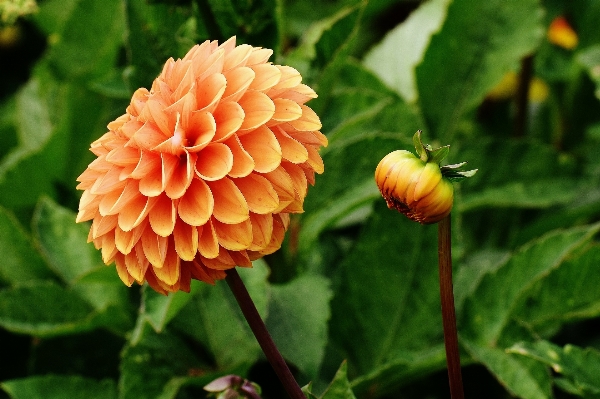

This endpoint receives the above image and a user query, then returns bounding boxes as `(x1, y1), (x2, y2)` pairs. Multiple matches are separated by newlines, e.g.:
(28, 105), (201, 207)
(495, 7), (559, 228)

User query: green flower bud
(374, 131), (476, 224)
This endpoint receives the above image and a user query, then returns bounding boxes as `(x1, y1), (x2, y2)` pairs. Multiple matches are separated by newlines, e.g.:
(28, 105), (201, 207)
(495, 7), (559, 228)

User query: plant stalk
(514, 54), (534, 138)
(437, 215), (465, 399)
(225, 268), (305, 399)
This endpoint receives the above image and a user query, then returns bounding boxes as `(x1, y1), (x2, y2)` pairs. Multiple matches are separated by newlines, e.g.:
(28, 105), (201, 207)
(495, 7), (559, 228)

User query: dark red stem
(438, 215), (465, 399)
(225, 268), (305, 399)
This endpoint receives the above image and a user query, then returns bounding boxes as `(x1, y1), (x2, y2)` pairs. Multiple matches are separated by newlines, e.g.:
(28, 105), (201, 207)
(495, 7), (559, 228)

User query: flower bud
(374, 131), (476, 224)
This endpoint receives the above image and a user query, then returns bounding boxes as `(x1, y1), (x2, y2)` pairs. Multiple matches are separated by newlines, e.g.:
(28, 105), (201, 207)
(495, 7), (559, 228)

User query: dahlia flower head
(76, 37), (327, 294)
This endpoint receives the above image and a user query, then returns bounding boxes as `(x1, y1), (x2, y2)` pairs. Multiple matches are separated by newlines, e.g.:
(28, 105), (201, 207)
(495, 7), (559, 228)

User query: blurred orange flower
(76, 37), (327, 294)
(547, 16), (578, 50)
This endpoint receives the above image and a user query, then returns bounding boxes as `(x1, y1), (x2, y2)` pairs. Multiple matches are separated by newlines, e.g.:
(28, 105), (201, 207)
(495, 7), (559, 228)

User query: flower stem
(225, 268), (305, 399)
(437, 215), (465, 399)
(514, 54), (534, 138)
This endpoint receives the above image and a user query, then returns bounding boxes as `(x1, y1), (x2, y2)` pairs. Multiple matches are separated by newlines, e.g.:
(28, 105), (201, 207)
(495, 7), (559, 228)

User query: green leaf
(139, 286), (193, 334)
(32, 197), (102, 284)
(0, 205), (54, 285)
(577, 45), (600, 100)
(462, 339), (552, 399)
(415, 0), (544, 140)
(317, 361), (357, 399)
(1, 375), (117, 399)
(41, 0), (124, 81)
(329, 202), (442, 378)
(509, 340), (600, 395)
(0, 281), (97, 336)
(265, 274), (332, 377)
(363, 0), (451, 103)
(460, 223), (600, 346)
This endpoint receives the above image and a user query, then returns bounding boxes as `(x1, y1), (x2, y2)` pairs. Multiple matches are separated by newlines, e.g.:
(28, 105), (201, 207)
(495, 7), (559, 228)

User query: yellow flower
(548, 16), (578, 50)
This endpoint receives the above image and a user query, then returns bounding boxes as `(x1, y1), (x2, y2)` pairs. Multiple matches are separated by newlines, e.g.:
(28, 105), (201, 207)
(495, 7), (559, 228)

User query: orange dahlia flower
(76, 37), (327, 294)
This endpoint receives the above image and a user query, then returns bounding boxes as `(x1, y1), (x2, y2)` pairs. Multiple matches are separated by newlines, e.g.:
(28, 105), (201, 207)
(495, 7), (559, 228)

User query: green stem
(225, 268), (305, 399)
(438, 215), (465, 399)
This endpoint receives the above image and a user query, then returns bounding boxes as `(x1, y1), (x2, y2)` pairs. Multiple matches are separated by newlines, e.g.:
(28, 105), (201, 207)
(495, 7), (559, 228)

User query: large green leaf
(460, 223), (600, 346)
(266, 274), (332, 378)
(303, 361), (357, 399)
(329, 201), (441, 378)
(1, 375), (117, 399)
(0, 205), (54, 285)
(415, 0), (544, 140)
(577, 45), (600, 100)
(363, 0), (450, 103)
(509, 340), (600, 396)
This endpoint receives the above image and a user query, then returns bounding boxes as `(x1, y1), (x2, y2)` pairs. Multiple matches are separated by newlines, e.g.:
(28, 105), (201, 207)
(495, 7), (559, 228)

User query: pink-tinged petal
(193, 48), (225, 83)
(132, 122), (168, 151)
(115, 220), (146, 255)
(281, 161), (307, 200)
(173, 219), (198, 261)
(128, 244), (150, 282)
(249, 64), (281, 92)
(101, 233), (118, 264)
(153, 238), (180, 285)
(248, 212), (273, 251)
(269, 98), (302, 123)
(237, 91), (275, 131)
(197, 219), (219, 259)
(189, 260), (216, 284)
(141, 227), (168, 268)
(261, 166), (296, 212)
(99, 180), (139, 216)
(213, 217), (253, 251)
(277, 84), (317, 105)
(117, 195), (155, 231)
(149, 193), (176, 237)
(114, 253), (135, 286)
(272, 126), (308, 164)
(222, 67), (255, 103)
(184, 111), (216, 152)
(224, 135), (254, 178)
(178, 178), (213, 226)
(223, 44), (252, 71)
(238, 126), (281, 173)
(288, 105), (322, 131)
(201, 246), (236, 270)
(139, 97), (170, 135)
(90, 166), (126, 195)
(91, 214), (118, 239)
(130, 151), (161, 180)
(229, 250), (252, 267)
(165, 151), (196, 199)
(246, 48), (273, 66)
(207, 177), (249, 224)
(105, 146), (141, 166)
(196, 73), (227, 113)
(195, 143), (233, 181)
(212, 101), (244, 142)
(234, 174), (279, 214)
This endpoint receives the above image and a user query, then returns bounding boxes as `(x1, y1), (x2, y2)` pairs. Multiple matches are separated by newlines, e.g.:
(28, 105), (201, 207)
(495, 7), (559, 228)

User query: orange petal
(234, 174), (279, 214)
(213, 217), (253, 251)
(268, 66), (302, 97)
(288, 105), (322, 131)
(207, 177), (249, 224)
(152, 238), (180, 285)
(124, 248), (149, 283)
(184, 111), (216, 152)
(195, 143), (233, 181)
(222, 66), (255, 103)
(225, 135), (254, 178)
(212, 101), (244, 142)
(98, 180), (140, 216)
(193, 48), (225, 83)
(305, 144), (325, 174)
(269, 98), (302, 123)
(238, 91), (275, 131)
(258, 213), (288, 256)
(117, 195), (155, 232)
(115, 253), (135, 286)
(278, 84), (318, 105)
(272, 126), (309, 164)
(92, 214), (118, 239)
(223, 44), (252, 71)
(131, 122), (169, 151)
(105, 146), (141, 166)
(90, 166), (126, 195)
(178, 178), (213, 226)
(139, 97), (171, 135)
(262, 166), (296, 212)
(282, 161), (307, 200)
(165, 151), (196, 199)
(130, 151), (161, 180)
(249, 64), (281, 92)
(238, 126), (281, 173)
(79, 189), (100, 212)
(189, 260), (216, 284)
(248, 212), (273, 251)
(145, 268), (169, 295)
(141, 227), (168, 268)
(247, 48), (273, 66)
(201, 246), (237, 270)
(149, 193), (176, 237)
(196, 73), (226, 113)
(101, 232), (118, 264)
(228, 249), (252, 267)
(197, 219), (219, 259)
(178, 261), (192, 292)
(290, 130), (328, 147)
(115, 220), (146, 255)
(173, 219), (198, 261)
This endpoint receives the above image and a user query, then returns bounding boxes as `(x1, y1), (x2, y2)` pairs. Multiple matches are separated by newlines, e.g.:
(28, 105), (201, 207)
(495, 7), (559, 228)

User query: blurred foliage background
(1, 0), (600, 398)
